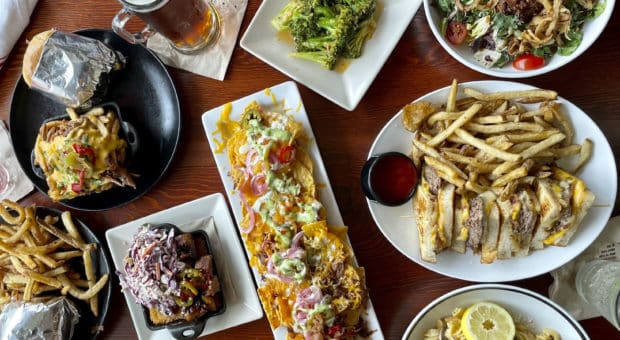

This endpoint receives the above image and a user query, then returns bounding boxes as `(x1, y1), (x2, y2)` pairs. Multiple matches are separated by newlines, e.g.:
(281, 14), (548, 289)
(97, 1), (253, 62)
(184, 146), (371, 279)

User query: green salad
(433, 0), (606, 70)
(272, 0), (378, 70)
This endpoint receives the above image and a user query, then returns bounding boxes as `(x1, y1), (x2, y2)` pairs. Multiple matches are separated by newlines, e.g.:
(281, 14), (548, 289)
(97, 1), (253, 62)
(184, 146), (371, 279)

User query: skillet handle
(167, 318), (207, 340)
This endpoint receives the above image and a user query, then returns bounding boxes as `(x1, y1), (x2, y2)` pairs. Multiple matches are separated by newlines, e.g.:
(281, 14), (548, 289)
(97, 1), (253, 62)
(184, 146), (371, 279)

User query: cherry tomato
(513, 54), (545, 70)
(446, 21), (467, 45)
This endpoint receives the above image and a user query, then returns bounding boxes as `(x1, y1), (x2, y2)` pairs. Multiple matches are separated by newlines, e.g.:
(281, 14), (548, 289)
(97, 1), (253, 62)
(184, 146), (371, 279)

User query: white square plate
(201, 81), (384, 339)
(240, 0), (422, 111)
(105, 193), (263, 340)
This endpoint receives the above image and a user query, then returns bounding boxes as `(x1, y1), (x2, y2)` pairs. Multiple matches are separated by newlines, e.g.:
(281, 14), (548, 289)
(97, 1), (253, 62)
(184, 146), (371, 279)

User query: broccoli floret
(336, 0), (376, 19)
(343, 15), (376, 58)
(272, 0), (305, 31)
(289, 8), (320, 41)
(290, 50), (338, 69)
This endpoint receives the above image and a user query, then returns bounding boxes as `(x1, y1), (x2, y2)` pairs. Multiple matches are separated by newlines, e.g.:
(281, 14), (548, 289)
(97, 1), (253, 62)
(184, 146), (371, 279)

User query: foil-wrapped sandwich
(0, 297), (80, 340)
(33, 106), (136, 201)
(22, 29), (123, 109)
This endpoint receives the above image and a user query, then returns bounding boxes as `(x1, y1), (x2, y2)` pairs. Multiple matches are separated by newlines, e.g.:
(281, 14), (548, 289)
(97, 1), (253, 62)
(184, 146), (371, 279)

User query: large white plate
(423, 0), (616, 78)
(240, 0), (421, 111)
(105, 193), (263, 340)
(402, 284), (589, 339)
(201, 81), (384, 339)
(366, 80), (616, 282)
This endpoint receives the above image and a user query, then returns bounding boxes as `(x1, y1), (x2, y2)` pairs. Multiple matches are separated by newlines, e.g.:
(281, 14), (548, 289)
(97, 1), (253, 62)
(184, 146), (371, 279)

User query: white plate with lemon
(402, 284), (588, 340)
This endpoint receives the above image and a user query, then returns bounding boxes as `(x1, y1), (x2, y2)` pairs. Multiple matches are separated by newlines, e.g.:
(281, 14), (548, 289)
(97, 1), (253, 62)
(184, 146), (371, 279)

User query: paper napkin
(0, 0), (38, 70)
(549, 215), (620, 320)
(146, 0), (248, 80)
(0, 121), (34, 201)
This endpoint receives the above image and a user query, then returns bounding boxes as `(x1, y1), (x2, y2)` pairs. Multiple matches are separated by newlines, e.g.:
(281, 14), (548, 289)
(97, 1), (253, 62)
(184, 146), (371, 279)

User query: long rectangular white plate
(201, 81), (385, 339)
(240, 0), (422, 111)
(105, 193), (263, 340)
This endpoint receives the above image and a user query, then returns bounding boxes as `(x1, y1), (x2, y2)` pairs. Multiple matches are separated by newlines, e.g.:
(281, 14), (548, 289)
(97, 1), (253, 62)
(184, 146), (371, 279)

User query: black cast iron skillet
(29, 102), (140, 182)
(9, 28), (180, 211)
(146, 223), (226, 339)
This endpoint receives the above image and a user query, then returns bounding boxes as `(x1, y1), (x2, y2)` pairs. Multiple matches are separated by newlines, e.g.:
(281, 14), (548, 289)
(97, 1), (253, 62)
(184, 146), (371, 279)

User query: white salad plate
(240, 0), (421, 111)
(366, 80), (616, 282)
(424, 0), (615, 78)
(105, 193), (263, 340)
(402, 284), (589, 339)
(201, 81), (385, 339)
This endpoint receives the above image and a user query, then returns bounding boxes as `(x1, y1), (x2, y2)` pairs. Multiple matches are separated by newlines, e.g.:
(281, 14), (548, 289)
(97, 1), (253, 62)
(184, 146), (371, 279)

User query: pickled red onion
(250, 173), (268, 196)
(245, 149), (258, 175)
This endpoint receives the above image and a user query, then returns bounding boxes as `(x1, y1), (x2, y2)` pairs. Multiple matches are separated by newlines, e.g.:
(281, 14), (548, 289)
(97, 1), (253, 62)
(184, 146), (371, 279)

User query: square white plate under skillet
(240, 0), (422, 111)
(105, 193), (263, 340)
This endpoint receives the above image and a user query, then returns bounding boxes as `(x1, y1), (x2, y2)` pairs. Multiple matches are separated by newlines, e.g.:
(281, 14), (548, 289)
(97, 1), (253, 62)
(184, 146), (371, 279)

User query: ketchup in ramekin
(361, 152), (418, 206)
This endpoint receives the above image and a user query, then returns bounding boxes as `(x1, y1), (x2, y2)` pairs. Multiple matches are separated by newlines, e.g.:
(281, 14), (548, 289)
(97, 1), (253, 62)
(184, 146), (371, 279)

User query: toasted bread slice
(480, 191), (500, 264)
(545, 167), (595, 246)
(451, 194), (470, 254)
(497, 198), (514, 259)
(414, 176), (438, 263)
(532, 178), (562, 250)
(437, 183), (456, 250)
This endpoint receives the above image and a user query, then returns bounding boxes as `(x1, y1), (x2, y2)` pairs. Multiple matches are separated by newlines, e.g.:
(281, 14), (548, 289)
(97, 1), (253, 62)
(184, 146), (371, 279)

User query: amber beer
(113, 0), (220, 53)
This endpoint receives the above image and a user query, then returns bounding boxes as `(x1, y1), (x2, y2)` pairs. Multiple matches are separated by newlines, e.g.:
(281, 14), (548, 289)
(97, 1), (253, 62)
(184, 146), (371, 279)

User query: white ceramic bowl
(423, 0), (615, 78)
(402, 284), (589, 339)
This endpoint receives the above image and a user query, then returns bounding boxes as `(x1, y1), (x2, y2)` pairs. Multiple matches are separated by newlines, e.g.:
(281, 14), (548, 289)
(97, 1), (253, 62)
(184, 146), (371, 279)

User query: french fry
(446, 79), (458, 112)
(465, 122), (544, 134)
(61, 211), (84, 243)
(37, 219), (95, 253)
(0, 200), (25, 225)
(58, 274), (109, 300)
(492, 166), (528, 187)
(464, 87), (558, 101)
(51, 250), (83, 260)
(83, 250), (99, 316)
(412, 136), (441, 159)
(428, 103), (482, 147)
(573, 138), (593, 174)
(519, 133), (565, 159)
(454, 128), (521, 162)
(4, 214), (34, 244)
(424, 156), (467, 180)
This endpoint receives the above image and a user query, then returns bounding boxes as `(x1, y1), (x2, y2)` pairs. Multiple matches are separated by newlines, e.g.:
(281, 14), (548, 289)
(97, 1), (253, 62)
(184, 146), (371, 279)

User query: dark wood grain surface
(1, 0), (619, 339)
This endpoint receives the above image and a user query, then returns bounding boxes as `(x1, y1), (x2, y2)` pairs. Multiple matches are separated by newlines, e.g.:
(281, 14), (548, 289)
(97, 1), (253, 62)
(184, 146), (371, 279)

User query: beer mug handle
(112, 8), (155, 44)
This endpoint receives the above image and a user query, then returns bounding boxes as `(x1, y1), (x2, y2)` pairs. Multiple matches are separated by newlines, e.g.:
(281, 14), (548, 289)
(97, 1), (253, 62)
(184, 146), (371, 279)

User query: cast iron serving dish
(145, 223), (226, 339)
(9, 28), (180, 211)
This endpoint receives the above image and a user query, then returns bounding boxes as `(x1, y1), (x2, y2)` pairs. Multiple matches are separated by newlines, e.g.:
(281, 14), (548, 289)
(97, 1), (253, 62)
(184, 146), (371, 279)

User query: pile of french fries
(0, 200), (108, 316)
(405, 80), (591, 197)
(404, 80), (593, 263)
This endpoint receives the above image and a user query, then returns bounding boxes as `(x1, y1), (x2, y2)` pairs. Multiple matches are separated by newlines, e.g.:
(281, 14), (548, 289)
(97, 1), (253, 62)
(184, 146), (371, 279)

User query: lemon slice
(461, 302), (515, 340)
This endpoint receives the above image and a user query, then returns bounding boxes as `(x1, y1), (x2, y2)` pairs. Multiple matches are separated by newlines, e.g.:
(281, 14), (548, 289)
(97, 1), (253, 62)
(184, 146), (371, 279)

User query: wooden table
(1, 1), (619, 339)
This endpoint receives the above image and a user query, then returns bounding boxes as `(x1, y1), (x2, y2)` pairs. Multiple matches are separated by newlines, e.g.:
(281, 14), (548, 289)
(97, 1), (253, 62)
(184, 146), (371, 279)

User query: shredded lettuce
(492, 13), (521, 40)
(558, 30), (583, 56)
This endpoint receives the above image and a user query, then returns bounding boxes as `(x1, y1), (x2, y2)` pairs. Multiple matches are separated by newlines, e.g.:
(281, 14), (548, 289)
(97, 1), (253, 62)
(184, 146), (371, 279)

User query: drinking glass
(575, 259), (620, 330)
(112, 0), (221, 53)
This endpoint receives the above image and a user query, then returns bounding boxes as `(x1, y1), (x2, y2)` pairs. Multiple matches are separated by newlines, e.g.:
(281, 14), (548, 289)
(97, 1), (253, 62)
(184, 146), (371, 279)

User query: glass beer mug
(112, 0), (221, 53)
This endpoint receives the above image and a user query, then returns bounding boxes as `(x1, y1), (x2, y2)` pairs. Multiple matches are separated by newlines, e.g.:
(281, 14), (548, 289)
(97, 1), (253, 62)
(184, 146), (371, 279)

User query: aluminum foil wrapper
(0, 297), (80, 340)
(31, 31), (123, 108)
